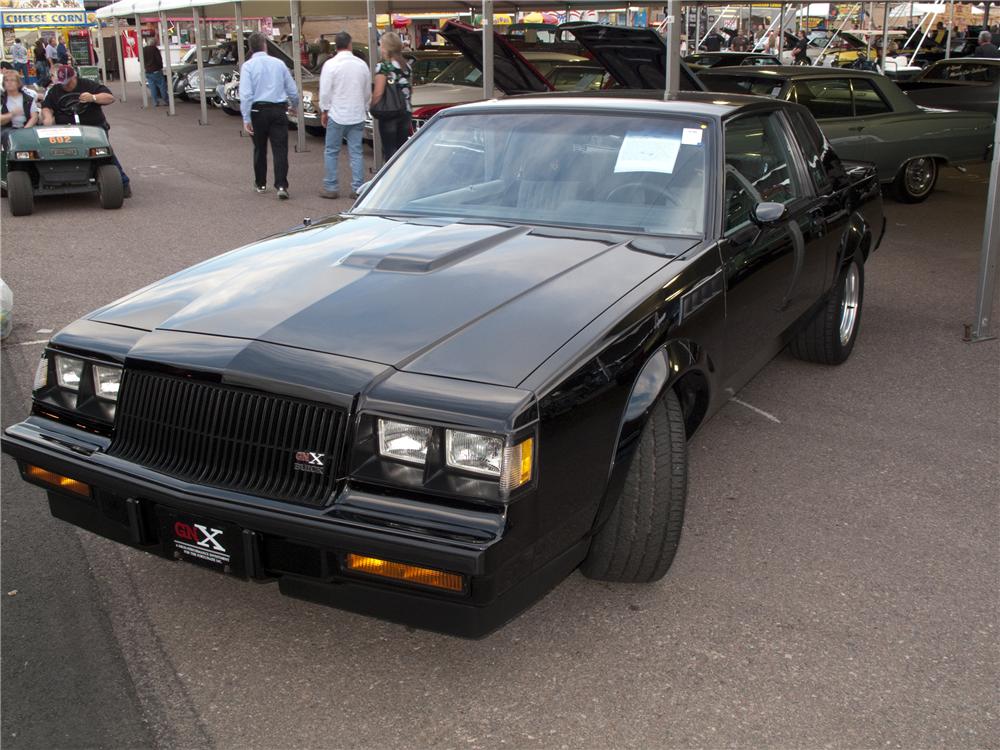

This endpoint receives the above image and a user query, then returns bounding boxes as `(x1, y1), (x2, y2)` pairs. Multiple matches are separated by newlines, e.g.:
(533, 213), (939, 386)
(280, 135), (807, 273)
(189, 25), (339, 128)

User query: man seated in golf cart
(41, 65), (131, 198)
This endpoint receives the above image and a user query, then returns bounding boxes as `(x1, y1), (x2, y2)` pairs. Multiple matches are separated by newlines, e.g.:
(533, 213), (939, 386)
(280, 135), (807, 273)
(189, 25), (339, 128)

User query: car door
(719, 110), (821, 386)
(786, 77), (872, 163)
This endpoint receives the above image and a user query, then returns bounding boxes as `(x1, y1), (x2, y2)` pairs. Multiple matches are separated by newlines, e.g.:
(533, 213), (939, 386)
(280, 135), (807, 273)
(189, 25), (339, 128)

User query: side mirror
(354, 180), (372, 200)
(753, 201), (786, 225)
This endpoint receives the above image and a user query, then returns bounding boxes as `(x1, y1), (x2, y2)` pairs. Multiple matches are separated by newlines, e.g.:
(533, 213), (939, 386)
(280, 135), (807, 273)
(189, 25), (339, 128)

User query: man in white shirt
(318, 31), (370, 199)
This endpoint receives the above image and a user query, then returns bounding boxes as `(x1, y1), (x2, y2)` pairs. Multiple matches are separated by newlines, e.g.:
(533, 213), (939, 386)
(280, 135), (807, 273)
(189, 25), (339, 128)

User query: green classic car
(698, 66), (995, 202)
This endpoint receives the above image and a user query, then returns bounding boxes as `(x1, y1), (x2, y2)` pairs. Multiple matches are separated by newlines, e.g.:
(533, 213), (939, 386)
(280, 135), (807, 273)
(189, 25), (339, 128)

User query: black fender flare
(589, 340), (706, 535)
(838, 210), (872, 270)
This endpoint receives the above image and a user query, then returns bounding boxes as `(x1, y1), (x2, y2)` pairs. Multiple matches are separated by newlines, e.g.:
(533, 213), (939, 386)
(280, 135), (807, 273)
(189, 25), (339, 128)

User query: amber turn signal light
(344, 553), (464, 593)
(24, 465), (91, 498)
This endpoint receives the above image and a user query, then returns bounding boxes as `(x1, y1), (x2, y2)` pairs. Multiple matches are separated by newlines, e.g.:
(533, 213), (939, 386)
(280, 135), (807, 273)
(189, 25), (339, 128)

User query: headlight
(89, 147), (109, 157)
(93, 365), (122, 401)
(445, 430), (503, 476)
(378, 419), (432, 464)
(55, 355), (84, 390)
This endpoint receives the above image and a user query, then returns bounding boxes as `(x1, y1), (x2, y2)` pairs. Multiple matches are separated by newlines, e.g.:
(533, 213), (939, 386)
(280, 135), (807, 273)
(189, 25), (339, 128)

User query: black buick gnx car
(2, 92), (884, 637)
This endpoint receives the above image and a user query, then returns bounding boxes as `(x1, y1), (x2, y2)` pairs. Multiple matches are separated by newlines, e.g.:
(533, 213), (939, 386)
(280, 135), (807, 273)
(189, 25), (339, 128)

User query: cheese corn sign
(0, 0), (89, 28)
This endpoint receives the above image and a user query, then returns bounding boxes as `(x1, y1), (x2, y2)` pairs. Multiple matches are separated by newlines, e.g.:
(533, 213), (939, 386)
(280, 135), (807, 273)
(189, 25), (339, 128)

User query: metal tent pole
(881, 0), (890, 71)
(366, 0), (382, 171)
(113, 16), (127, 101)
(946, 0), (954, 58)
(664, 0), (680, 95)
(968, 94), (1000, 342)
(135, 14), (148, 108)
(867, 1), (873, 56)
(160, 11), (176, 116)
(290, 0), (306, 152)
(483, 0), (494, 99)
(235, 2), (245, 70)
(779, 3), (786, 56)
(96, 22), (108, 83)
(695, 4), (701, 52)
(192, 5), (208, 124)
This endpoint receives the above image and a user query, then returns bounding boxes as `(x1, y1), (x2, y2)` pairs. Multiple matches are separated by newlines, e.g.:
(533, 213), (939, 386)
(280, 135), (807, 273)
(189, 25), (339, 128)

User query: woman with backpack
(370, 31), (413, 162)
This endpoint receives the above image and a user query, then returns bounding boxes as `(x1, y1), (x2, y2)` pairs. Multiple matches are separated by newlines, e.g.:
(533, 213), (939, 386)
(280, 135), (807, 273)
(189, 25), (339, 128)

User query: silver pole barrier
(366, 0), (382, 171)
(969, 95), (1000, 342)
(946, 0), (954, 58)
(135, 14), (148, 108)
(96, 22), (108, 84)
(113, 16), (127, 101)
(235, 2), (246, 70)
(665, 0), (680, 96)
(483, 0), (494, 99)
(193, 5), (208, 124)
(160, 11), (175, 116)
(290, 0), (306, 152)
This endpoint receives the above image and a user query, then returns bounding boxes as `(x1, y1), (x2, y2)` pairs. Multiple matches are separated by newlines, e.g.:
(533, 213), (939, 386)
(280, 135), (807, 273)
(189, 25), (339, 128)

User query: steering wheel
(55, 92), (94, 117)
(605, 181), (678, 206)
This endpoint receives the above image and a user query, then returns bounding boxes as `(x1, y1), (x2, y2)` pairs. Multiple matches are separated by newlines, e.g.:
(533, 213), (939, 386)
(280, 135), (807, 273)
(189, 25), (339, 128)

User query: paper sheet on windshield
(614, 132), (681, 175)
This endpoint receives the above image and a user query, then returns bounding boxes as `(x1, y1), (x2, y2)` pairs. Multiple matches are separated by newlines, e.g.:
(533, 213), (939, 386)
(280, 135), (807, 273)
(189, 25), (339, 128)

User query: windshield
(354, 112), (709, 237)
(432, 58), (483, 86)
(702, 74), (785, 97)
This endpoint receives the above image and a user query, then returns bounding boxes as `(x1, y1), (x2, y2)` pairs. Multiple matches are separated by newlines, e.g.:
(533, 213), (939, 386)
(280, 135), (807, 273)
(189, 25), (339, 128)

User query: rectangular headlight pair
(377, 418), (533, 491)
(37, 353), (122, 402)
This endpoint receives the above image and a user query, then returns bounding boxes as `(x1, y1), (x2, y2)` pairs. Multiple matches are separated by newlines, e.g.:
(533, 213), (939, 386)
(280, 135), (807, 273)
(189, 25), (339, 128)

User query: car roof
(699, 65), (884, 80)
(446, 89), (791, 119)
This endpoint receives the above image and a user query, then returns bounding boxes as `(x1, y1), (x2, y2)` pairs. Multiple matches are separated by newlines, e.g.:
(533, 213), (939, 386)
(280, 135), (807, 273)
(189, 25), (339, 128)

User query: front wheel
(789, 256), (864, 365)
(7, 170), (33, 216)
(96, 164), (124, 209)
(893, 156), (938, 203)
(581, 389), (688, 583)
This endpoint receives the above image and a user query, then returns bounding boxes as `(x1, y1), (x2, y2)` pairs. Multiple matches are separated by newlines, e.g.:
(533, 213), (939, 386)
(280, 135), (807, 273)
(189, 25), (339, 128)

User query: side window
(788, 78), (853, 119)
(787, 109), (832, 192)
(723, 112), (803, 232)
(850, 78), (892, 116)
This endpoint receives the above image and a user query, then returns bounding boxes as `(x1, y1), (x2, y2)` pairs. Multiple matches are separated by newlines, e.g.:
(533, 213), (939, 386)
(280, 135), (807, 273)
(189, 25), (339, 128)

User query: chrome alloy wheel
(839, 264), (860, 346)
(904, 157), (936, 198)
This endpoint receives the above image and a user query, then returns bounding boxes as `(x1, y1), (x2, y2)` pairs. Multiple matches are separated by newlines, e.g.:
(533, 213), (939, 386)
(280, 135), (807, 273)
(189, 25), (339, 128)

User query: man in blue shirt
(239, 32), (299, 199)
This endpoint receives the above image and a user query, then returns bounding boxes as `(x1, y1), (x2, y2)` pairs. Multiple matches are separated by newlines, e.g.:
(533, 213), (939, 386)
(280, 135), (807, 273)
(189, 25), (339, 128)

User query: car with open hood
(698, 65), (994, 202)
(3, 91), (884, 636)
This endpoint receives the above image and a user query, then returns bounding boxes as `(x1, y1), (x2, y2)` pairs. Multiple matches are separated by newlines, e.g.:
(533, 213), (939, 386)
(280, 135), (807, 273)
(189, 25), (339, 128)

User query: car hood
(411, 83), (498, 107)
(439, 20), (553, 95)
(89, 215), (695, 387)
(569, 24), (705, 91)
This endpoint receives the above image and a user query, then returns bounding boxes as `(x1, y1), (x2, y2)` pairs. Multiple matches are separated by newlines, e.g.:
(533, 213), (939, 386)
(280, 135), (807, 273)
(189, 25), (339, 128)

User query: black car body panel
(569, 24), (705, 91)
(2, 93), (884, 637)
(897, 57), (1000, 115)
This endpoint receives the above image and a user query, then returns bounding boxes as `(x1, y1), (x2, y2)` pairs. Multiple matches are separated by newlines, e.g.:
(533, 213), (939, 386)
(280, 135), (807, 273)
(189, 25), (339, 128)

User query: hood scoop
(343, 222), (530, 273)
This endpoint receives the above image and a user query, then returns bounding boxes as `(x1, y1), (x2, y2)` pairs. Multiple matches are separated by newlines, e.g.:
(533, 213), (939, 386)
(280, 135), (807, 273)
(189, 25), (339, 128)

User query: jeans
(145, 70), (168, 104)
(13, 62), (28, 79)
(249, 103), (289, 190)
(323, 119), (364, 193)
(34, 60), (48, 83)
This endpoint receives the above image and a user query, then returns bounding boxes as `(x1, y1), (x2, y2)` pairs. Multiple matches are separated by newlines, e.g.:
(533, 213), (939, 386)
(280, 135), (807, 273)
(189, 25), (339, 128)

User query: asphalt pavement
(1, 86), (998, 750)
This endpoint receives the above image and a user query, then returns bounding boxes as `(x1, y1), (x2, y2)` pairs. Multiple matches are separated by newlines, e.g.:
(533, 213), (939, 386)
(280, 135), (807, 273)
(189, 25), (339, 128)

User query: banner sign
(0, 9), (89, 26)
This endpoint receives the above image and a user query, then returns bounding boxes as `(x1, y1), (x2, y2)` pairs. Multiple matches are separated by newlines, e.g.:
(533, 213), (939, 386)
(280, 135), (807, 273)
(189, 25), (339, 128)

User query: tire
(893, 156), (938, 203)
(96, 164), (124, 209)
(789, 256), (864, 365)
(581, 389), (688, 583)
(7, 170), (33, 216)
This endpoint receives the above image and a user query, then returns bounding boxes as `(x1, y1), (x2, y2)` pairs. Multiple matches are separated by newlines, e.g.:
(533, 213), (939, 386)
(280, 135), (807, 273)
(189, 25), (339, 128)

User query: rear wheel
(581, 389), (688, 583)
(893, 157), (938, 203)
(789, 256), (864, 365)
(7, 170), (33, 216)
(96, 164), (124, 209)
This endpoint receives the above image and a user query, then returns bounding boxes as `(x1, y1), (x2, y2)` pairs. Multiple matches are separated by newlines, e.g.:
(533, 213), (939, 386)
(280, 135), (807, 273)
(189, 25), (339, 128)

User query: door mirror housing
(753, 202), (787, 225)
(355, 180), (373, 200)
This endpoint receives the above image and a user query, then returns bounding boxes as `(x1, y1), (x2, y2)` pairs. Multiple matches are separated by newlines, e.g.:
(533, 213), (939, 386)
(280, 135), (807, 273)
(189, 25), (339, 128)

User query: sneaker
(319, 189), (339, 199)
(123, 183), (132, 199)
(277, 188), (289, 200)
(255, 185), (267, 194)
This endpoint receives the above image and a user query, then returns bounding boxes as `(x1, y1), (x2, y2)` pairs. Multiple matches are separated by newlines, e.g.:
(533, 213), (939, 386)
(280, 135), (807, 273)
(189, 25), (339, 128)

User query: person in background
(33, 39), (48, 84)
(56, 35), (69, 65)
(142, 36), (168, 106)
(730, 27), (748, 52)
(976, 30), (1000, 58)
(1, 69), (40, 143)
(702, 29), (723, 51)
(314, 38), (333, 69)
(318, 30), (370, 200)
(370, 31), (412, 163)
(9, 38), (28, 79)
(239, 31), (298, 199)
(41, 65), (131, 197)
(45, 37), (59, 68)
(792, 30), (810, 64)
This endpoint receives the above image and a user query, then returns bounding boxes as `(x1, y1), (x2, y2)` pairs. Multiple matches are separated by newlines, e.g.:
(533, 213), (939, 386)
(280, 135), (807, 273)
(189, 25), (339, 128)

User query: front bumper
(2, 418), (579, 637)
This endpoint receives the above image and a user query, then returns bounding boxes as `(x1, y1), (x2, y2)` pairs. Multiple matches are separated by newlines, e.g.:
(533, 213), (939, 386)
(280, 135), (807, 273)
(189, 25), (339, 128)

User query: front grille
(108, 371), (347, 506)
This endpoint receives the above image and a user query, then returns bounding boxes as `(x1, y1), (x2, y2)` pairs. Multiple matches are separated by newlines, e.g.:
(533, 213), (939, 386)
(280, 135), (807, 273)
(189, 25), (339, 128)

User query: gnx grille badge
(293, 451), (327, 474)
